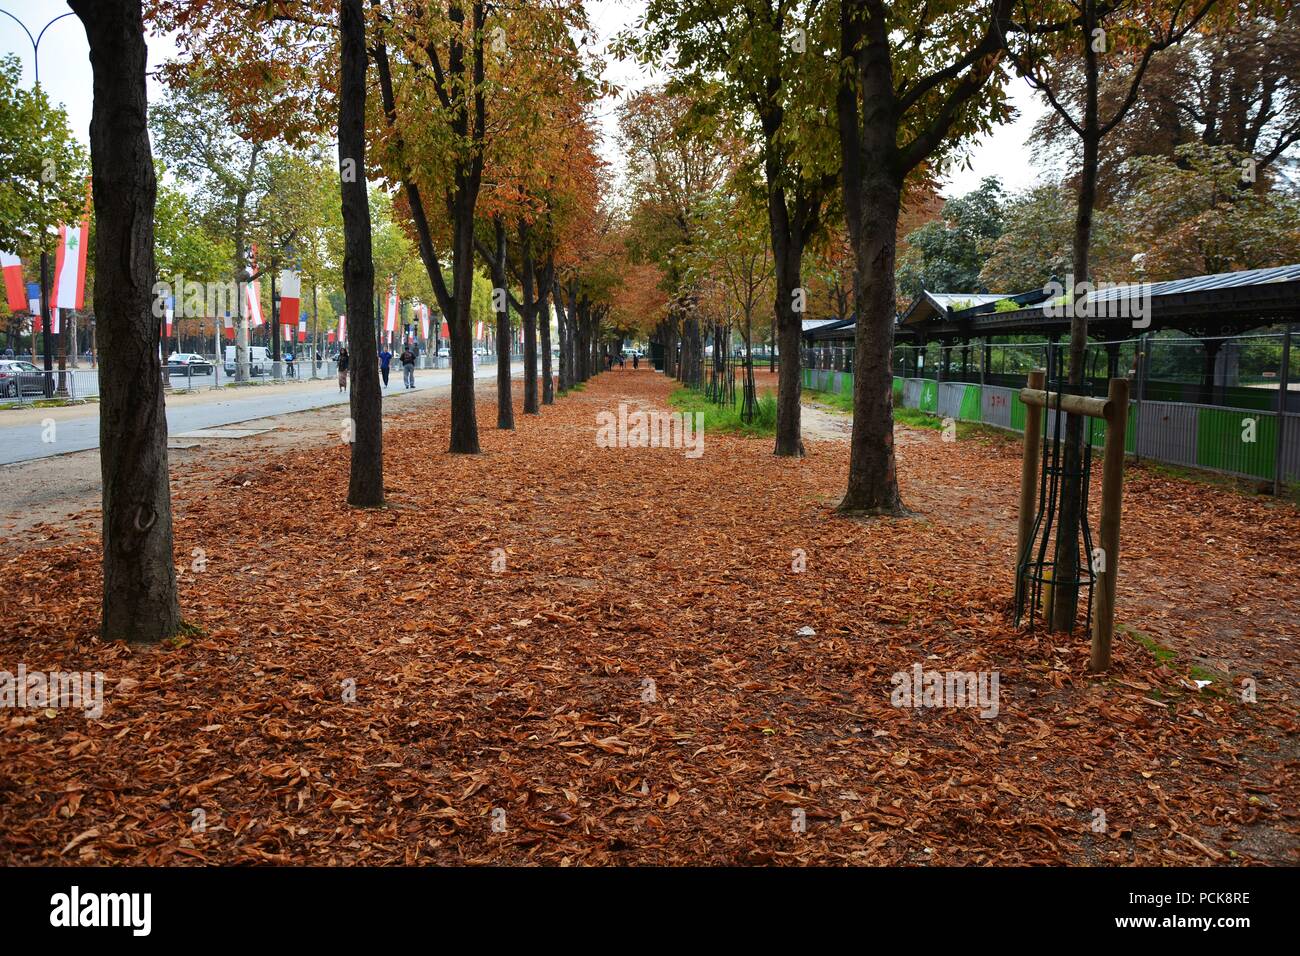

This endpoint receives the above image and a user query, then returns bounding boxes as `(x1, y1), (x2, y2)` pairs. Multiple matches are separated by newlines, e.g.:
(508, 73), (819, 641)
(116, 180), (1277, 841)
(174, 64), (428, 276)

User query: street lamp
(0, 8), (77, 378)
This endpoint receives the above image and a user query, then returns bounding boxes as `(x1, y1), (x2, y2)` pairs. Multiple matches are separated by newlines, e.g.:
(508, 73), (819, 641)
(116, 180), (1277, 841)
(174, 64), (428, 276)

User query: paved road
(0, 363), (519, 466)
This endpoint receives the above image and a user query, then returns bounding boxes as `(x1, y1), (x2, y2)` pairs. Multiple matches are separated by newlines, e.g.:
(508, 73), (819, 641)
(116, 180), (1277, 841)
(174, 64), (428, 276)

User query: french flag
(26, 283), (40, 333)
(51, 219), (89, 312)
(1, 251), (25, 312)
(297, 317), (307, 343)
(163, 295), (174, 338)
(223, 313), (235, 341)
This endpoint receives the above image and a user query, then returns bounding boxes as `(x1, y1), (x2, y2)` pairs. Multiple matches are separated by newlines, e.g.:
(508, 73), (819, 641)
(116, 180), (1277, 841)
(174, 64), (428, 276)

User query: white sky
(1, 0), (1052, 204)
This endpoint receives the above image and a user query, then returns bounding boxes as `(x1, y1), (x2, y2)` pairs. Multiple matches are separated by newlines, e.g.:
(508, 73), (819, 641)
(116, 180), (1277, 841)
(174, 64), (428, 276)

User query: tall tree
(371, 0), (491, 454)
(70, 0), (181, 642)
(1006, 0), (1222, 631)
(340, 0), (384, 506)
(837, 0), (1016, 514)
(622, 0), (841, 456)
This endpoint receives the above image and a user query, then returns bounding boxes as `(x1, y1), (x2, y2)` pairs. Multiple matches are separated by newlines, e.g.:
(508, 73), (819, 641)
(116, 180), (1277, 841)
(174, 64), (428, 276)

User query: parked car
(0, 359), (45, 397)
(438, 347), (451, 358)
(223, 345), (271, 376)
(166, 352), (213, 376)
(473, 347), (487, 357)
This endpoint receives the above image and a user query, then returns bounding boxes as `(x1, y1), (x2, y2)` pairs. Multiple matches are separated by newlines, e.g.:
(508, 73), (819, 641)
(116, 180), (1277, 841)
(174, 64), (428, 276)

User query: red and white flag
(1, 251), (25, 312)
(440, 318), (450, 340)
(51, 220), (89, 312)
(223, 314), (235, 341)
(385, 288), (399, 335)
(337, 315), (346, 344)
(475, 320), (484, 341)
(419, 305), (430, 341)
(279, 268), (301, 327)
(245, 247), (265, 327)
(297, 317), (307, 343)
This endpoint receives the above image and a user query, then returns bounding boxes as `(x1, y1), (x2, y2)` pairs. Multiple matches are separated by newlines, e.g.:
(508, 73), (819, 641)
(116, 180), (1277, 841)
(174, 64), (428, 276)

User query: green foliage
(0, 54), (89, 259)
(1119, 144), (1300, 279)
(896, 178), (1005, 298)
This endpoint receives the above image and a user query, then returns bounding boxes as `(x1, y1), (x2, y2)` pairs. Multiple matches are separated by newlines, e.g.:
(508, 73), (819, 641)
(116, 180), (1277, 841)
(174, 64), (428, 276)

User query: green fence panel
(959, 384), (982, 422)
(892, 376), (904, 402)
(1196, 407), (1277, 479)
(1009, 389), (1026, 431)
(920, 380), (937, 413)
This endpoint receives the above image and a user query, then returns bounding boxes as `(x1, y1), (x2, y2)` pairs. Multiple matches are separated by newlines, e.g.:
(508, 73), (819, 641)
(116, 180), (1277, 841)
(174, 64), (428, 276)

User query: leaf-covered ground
(1, 369), (1296, 865)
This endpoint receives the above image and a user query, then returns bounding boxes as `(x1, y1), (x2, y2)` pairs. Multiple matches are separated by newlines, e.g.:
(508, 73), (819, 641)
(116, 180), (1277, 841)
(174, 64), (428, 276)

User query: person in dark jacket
(379, 347), (393, 388)
(337, 347), (349, 392)
(400, 346), (417, 388)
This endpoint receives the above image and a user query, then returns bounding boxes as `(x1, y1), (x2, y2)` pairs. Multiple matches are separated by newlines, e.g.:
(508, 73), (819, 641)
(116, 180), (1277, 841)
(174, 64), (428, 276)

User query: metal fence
(1, 349), (524, 405)
(803, 361), (1300, 484)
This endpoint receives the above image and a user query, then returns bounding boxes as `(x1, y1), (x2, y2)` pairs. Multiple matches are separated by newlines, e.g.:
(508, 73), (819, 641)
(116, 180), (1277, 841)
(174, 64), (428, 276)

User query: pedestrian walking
(337, 347), (349, 392)
(400, 345), (416, 388)
(379, 347), (393, 388)
(632, 353), (639, 370)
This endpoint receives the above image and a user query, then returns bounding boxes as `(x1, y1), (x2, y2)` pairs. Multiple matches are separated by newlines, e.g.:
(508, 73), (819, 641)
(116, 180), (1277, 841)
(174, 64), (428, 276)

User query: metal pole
(1091, 376), (1131, 672)
(1016, 369), (1046, 607)
(1274, 325), (1293, 497)
(1132, 333), (1148, 463)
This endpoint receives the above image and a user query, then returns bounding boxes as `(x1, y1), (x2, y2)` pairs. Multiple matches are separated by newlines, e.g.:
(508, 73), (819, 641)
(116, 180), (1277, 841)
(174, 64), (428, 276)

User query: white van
(224, 345), (272, 376)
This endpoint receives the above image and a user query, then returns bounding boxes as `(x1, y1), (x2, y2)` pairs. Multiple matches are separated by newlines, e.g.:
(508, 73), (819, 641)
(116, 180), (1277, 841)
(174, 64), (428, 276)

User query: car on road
(438, 347), (451, 358)
(0, 360), (46, 397)
(166, 352), (214, 376)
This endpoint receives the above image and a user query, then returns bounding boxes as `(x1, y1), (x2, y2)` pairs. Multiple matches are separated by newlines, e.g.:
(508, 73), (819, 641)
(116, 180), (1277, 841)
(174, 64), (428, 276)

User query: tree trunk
(554, 279), (570, 392)
(539, 254), (554, 404)
(449, 200), (481, 452)
(841, 180), (906, 515)
(771, 231), (806, 456)
(1052, 16), (1103, 632)
(491, 219), (514, 429)
(339, 0), (384, 506)
(519, 223), (539, 414)
(71, 0), (181, 643)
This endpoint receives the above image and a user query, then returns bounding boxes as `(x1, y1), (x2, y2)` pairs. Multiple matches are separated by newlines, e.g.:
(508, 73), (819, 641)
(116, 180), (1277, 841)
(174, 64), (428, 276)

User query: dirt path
(1, 369), (1295, 866)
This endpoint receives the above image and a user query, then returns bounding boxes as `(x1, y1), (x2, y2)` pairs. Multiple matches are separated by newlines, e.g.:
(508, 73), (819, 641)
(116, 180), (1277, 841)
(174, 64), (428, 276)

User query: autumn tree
(621, 0), (841, 455)
(1005, 0), (1224, 632)
(68, 0), (181, 642)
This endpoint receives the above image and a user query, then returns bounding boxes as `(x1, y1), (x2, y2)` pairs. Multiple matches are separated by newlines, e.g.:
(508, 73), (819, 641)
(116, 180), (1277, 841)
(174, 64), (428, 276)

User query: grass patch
(1119, 623), (1231, 695)
(1133, 458), (1300, 508)
(558, 381), (587, 397)
(0, 397), (93, 410)
(804, 388), (1007, 443)
(668, 386), (777, 437)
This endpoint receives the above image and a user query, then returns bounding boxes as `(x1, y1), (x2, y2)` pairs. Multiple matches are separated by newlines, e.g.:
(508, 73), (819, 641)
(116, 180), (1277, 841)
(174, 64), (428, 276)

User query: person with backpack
(400, 345), (416, 389)
(336, 347), (349, 392)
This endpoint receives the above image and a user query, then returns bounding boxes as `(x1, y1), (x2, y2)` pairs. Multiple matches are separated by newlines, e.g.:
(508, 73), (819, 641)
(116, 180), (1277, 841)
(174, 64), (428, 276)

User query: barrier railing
(802, 365), (1300, 485)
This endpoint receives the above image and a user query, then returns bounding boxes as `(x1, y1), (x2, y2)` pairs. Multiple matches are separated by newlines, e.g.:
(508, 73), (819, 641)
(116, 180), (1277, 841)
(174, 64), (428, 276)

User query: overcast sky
(2, 0), (1053, 202)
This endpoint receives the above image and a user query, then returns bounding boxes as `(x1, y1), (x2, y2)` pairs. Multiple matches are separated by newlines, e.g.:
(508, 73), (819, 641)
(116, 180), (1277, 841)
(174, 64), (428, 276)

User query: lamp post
(0, 9), (77, 380)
